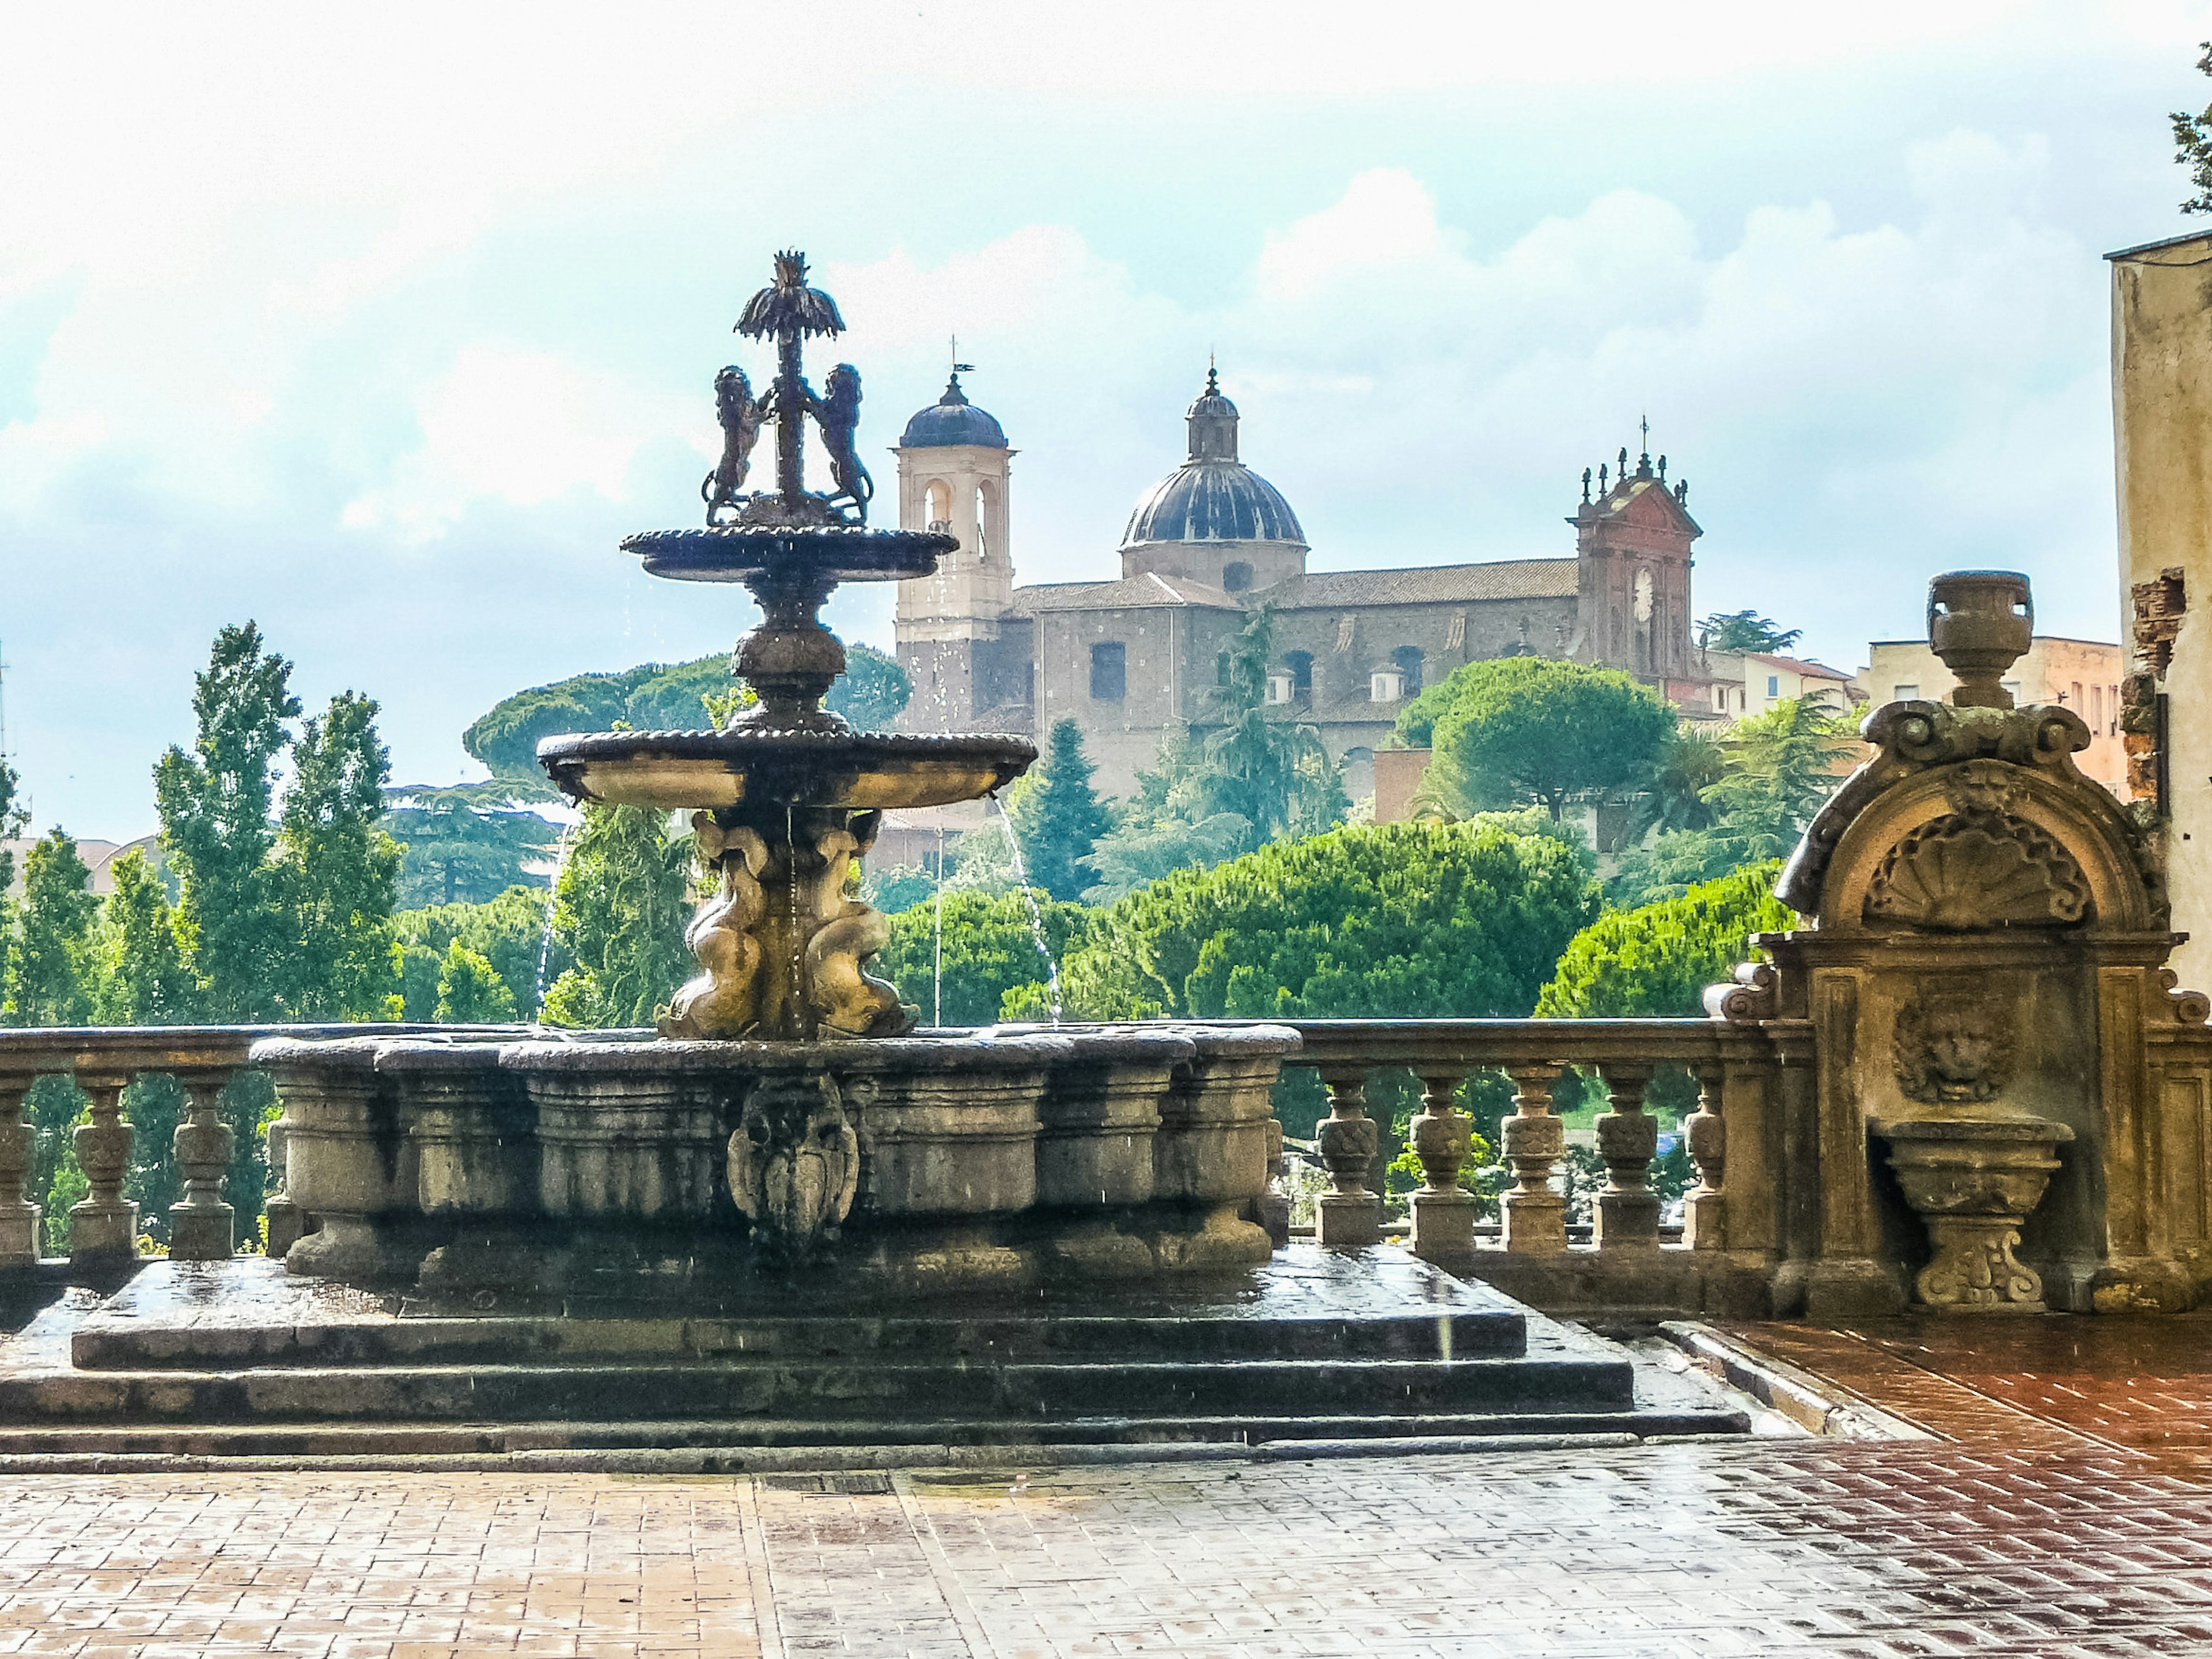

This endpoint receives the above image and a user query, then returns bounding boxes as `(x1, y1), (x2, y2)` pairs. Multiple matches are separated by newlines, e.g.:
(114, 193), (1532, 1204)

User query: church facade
(891, 370), (1717, 802)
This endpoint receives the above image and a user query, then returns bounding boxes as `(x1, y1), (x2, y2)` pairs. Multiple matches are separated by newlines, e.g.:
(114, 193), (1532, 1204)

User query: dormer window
(1370, 670), (1406, 703)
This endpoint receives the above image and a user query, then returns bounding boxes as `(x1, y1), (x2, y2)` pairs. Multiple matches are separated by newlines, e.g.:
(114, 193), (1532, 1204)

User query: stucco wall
(1859, 638), (2127, 795)
(2111, 232), (2212, 990)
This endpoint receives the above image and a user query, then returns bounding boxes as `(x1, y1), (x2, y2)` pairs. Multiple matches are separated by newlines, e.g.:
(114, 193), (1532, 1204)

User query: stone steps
(0, 1249), (1758, 1460)
(71, 1309), (1526, 1370)
(0, 1354), (1635, 1423)
(0, 1403), (1745, 1459)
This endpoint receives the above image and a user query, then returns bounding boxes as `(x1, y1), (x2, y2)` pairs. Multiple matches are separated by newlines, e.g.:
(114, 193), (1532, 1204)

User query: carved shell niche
(1864, 812), (2090, 931)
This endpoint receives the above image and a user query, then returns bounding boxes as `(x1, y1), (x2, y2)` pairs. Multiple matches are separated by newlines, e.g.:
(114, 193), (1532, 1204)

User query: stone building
(892, 369), (1720, 802)
(2109, 229), (2212, 993)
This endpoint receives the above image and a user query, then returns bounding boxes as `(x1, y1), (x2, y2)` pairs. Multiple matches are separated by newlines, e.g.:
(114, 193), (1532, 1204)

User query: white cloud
(342, 345), (709, 541)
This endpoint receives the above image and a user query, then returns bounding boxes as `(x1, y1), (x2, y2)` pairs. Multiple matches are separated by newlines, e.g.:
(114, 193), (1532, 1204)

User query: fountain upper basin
(537, 726), (1036, 810)
(622, 525), (952, 584)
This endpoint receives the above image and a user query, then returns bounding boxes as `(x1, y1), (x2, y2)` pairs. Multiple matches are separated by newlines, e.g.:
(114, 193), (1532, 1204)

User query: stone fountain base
(0, 1246), (1751, 1464)
(256, 1024), (1296, 1298)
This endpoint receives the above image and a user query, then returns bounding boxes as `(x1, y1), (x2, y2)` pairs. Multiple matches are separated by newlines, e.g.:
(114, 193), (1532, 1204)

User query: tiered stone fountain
(257, 253), (1294, 1302)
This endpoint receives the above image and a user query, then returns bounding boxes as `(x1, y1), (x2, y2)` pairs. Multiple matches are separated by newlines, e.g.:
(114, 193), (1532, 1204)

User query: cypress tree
(1012, 719), (1112, 902)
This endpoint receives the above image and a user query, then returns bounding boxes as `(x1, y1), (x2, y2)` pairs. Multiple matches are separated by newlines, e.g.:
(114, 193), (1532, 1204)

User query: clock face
(1634, 568), (1654, 624)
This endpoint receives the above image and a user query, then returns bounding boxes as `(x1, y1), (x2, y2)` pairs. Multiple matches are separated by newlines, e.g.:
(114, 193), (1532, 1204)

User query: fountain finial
(1928, 570), (2033, 709)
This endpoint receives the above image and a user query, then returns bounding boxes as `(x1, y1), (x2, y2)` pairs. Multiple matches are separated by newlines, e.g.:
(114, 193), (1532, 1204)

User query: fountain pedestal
(1876, 1116), (2073, 1312)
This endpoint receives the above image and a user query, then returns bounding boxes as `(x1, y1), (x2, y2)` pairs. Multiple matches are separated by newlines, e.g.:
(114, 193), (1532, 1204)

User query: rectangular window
(1090, 642), (1126, 701)
(1893, 684), (1919, 703)
(1766, 675), (1780, 698)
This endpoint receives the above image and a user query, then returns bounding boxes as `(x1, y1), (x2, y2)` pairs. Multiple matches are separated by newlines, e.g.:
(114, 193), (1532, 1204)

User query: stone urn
(1875, 1116), (2073, 1311)
(1926, 570), (2032, 709)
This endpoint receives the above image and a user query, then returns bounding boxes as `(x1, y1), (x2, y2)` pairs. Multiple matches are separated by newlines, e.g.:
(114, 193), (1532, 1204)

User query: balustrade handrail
(1267, 1016), (1736, 1070)
(0, 1021), (525, 1076)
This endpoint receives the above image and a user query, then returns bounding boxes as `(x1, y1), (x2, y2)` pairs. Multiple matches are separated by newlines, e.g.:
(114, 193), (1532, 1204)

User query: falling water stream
(532, 817), (579, 1016)
(991, 791), (1064, 1025)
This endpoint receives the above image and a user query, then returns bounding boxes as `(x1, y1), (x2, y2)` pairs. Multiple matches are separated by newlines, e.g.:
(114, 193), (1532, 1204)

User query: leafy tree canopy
(875, 888), (1092, 1027)
(395, 884), (555, 1020)
(1411, 657), (1674, 821)
(1607, 695), (1858, 906)
(153, 622), (300, 1021)
(1696, 610), (1804, 654)
(9, 830), (98, 1025)
(274, 691), (402, 1020)
(92, 850), (194, 1025)
(539, 802), (692, 1028)
(2176, 40), (2212, 214)
(1053, 819), (1599, 1021)
(434, 941), (517, 1023)
(464, 644), (911, 777)
(1538, 861), (1794, 1019)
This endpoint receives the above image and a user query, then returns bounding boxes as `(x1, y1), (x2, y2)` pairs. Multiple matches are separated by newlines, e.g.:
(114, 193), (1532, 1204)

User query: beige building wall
(2111, 230), (2212, 991)
(1857, 638), (2126, 796)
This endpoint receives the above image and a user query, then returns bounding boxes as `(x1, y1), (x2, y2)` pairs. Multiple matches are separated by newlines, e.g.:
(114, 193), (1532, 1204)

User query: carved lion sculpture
(727, 1071), (859, 1258)
(812, 363), (873, 522)
(702, 366), (764, 525)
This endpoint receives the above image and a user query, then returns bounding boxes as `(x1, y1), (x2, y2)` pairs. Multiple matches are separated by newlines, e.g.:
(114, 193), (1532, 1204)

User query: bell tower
(892, 369), (1024, 730)
(1569, 433), (1700, 685)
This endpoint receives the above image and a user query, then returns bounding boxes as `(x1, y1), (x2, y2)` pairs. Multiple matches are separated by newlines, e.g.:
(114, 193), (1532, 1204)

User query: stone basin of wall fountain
(259, 252), (1294, 1304)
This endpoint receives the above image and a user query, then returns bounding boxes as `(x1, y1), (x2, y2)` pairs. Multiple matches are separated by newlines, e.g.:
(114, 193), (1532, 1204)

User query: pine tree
(382, 783), (558, 907)
(1013, 720), (1112, 902)
(275, 691), (403, 1018)
(154, 624), (301, 1021)
(93, 850), (195, 1024)
(9, 831), (98, 1026)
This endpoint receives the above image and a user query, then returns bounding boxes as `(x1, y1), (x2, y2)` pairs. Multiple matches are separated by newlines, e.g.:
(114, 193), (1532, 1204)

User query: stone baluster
(1499, 1062), (1566, 1254)
(0, 1081), (37, 1270)
(1593, 1062), (1660, 1249)
(70, 1075), (138, 1266)
(1407, 1067), (1474, 1262)
(263, 1113), (306, 1260)
(168, 1075), (236, 1262)
(1313, 1063), (1381, 1249)
(1683, 1062), (1726, 1251)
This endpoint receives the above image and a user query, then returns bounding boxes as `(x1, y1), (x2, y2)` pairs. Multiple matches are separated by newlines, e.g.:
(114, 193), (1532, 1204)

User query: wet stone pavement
(4, 1316), (2212, 1656)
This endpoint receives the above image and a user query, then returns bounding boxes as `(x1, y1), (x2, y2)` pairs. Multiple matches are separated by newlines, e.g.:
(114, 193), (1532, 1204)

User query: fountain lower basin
(537, 727), (1034, 812)
(256, 1023), (1296, 1305)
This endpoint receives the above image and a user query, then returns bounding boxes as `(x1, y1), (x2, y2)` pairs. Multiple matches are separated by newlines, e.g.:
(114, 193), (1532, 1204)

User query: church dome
(1120, 368), (1305, 548)
(900, 373), (1007, 449)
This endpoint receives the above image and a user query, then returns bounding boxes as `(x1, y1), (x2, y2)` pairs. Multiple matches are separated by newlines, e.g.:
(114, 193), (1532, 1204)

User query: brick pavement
(6, 1316), (2212, 1656)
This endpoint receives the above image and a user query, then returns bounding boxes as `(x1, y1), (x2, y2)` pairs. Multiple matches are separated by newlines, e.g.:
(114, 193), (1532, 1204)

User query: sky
(2, 0), (2208, 835)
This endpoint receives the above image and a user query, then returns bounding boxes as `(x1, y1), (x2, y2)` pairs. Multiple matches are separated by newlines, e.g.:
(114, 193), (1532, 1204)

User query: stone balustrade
(0, 1024), (498, 1272)
(1277, 1017), (1783, 1315)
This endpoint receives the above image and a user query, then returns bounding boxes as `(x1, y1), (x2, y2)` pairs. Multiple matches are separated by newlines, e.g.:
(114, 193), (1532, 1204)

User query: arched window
(1222, 561), (1253, 593)
(925, 480), (951, 529)
(1390, 646), (1424, 696)
(1283, 650), (1314, 700)
(975, 482), (994, 562)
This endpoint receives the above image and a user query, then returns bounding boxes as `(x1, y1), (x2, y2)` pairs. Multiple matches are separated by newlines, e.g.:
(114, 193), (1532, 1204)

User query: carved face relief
(727, 1072), (860, 1258)
(1895, 989), (2013, 1105)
